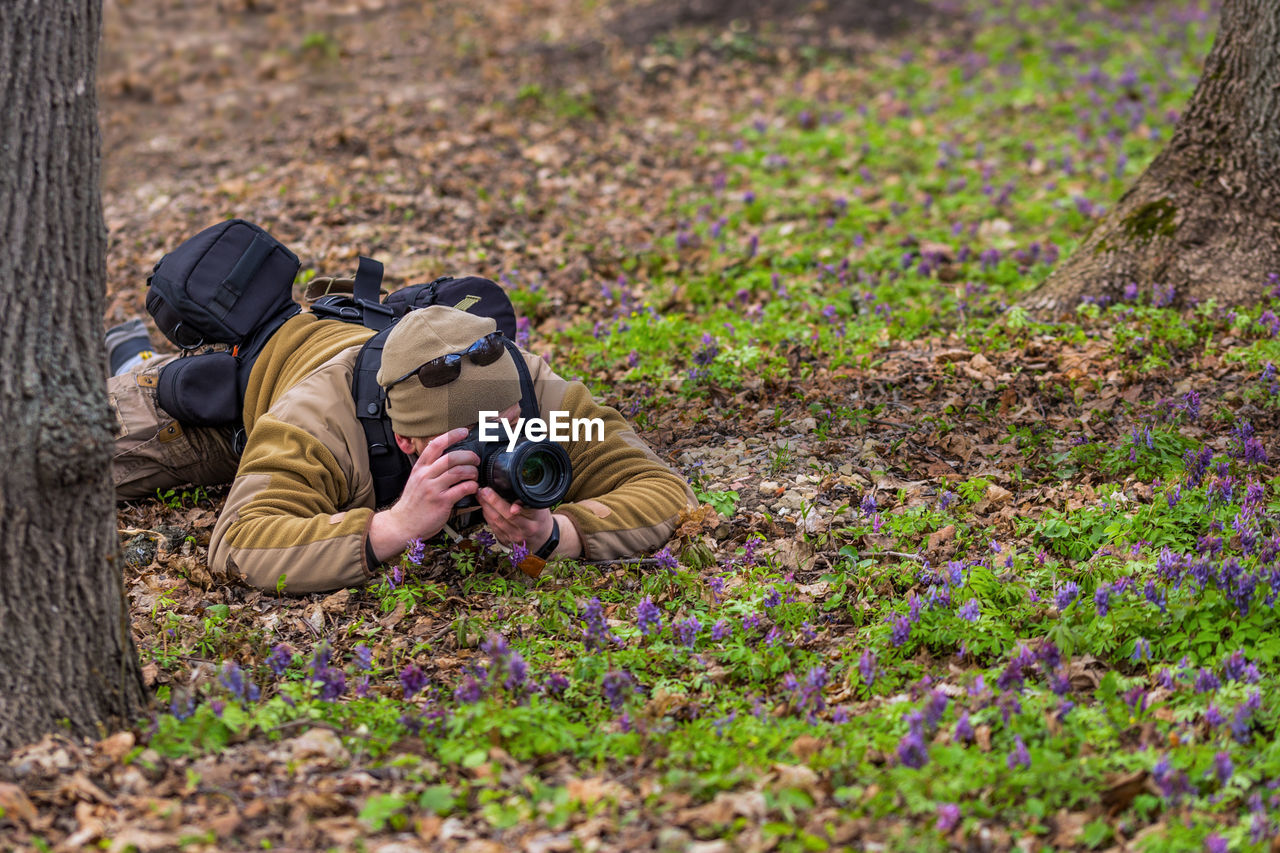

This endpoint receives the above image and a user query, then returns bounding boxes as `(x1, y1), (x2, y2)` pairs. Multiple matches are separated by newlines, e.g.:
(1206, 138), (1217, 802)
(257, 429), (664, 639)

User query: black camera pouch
(146, 219), (301, 349)
(156, 351), (242, 428)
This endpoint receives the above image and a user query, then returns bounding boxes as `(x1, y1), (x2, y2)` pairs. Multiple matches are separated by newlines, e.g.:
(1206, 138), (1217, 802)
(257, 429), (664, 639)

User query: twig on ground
(846, 550), (925, 562)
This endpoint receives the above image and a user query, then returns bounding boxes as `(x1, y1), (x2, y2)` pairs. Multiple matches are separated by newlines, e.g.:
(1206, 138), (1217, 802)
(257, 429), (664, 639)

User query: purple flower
(1131, 637), (1151, 663)
(654, 547), (678, 570)
(219, 661), (260, 704)
(509, 540), (529, 569)
(312, 666), (346, 701)
(400, 664), (428, 699)
(481, 633), (511, 661)
(353, 644), (373, 672)
(406, 538), (427, 566)
(957, 598), (981, 622)
(711, 619), (730, 642)
(266, 643), (293, 677)
(1094, 585), (1111, 616)
(543, 672), (569, 697)
(1213, 751), (1234, 785)
(1195, 668), (1222, 693)
(1181, 390), (1201, 420)
(1205, 834), (1228, 853)
(1055, 581), (1079, 612)
(923, 690), (949, 731)
(1007, 735), (1031, 769)
(579, 598), (619, 652)
(997, 644), (1037, 691)
(1223, 651), (1261, 684)
(859, 648), (877, 687)
(890, 614), (912, 647)
(504, 651), (529, 692)
(861, 493), (877, 516)
(936, 803), (961, 832)
(1242, 437), (1268, 465)
(473, 529), (496, 553)
(762, 586), (781, 608)
(675, 616), (701, 648)
(1153, 755), (1189, 803)
(602, 670), (636, 710)
(454, 675), (485, 703)
(954, 711), (974, 744)
(896, 712), (929, 769)
(637, 597), (662, 636)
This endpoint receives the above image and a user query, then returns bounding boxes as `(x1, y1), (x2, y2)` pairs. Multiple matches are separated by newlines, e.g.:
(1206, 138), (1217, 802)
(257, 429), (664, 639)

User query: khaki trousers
(108, 354), (241, 501)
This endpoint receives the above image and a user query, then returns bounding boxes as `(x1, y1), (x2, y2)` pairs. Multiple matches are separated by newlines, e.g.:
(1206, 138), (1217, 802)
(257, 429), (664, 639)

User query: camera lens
(519, 454), (550, 490)
(487, 440), (571, 508)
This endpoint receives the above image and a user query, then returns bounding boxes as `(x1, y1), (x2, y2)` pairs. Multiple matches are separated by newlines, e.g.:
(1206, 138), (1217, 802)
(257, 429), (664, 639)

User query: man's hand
(368, 427), (478, 562)
(477, 487), (556, 553)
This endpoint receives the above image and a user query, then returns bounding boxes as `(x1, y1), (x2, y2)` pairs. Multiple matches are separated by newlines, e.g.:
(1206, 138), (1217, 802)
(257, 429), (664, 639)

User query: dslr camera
(448, 429), (572, 509)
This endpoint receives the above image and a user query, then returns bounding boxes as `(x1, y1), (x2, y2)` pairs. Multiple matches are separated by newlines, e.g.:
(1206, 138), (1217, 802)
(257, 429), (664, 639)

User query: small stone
(658, 827), (692, 852)
(758, 480), (781, 495)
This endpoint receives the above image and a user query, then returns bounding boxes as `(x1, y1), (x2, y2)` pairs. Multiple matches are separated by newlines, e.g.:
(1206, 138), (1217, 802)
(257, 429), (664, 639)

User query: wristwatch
(517, 518), (560, 579)
(534, 517), (560, 559)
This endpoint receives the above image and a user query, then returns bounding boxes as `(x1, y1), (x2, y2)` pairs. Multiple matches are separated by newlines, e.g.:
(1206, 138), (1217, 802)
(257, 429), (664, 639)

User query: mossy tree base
(1028, 0), (1280, 316)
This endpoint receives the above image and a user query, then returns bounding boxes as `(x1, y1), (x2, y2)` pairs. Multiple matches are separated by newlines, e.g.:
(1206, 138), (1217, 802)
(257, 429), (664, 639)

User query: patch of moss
(1120, 198), (1178, 241)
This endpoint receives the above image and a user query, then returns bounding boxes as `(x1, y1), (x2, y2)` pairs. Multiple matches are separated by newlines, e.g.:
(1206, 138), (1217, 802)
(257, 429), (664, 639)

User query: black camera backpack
(145, 219), (302, 432)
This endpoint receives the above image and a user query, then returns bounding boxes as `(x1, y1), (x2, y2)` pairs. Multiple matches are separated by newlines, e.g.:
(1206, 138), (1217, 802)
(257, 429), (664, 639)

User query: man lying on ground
(108, 303), (695, 594)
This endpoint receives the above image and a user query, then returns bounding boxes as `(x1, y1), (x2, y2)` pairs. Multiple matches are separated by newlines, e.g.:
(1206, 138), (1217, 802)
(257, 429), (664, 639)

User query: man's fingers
(437, 464), (479, 487)
(419, 450), (480, 482)
(444, 480), (479, 503)
(416, 427), (472, 467)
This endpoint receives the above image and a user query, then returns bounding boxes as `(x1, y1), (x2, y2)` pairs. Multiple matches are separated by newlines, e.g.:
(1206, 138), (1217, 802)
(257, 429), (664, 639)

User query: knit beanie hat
(377, 306), (523, 437)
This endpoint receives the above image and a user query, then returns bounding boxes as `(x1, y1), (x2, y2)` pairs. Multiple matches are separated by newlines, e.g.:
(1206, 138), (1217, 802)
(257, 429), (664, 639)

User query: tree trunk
(1028, 0), (1280, 314)
(0, 0), (146, 754)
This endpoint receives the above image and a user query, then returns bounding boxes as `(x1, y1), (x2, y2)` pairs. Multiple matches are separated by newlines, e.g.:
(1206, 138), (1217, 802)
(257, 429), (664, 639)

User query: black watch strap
(533, 517), (560, 560)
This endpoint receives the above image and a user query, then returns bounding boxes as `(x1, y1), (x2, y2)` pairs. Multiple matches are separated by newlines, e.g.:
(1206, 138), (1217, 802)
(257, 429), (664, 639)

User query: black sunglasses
(385, 332), (507, 389)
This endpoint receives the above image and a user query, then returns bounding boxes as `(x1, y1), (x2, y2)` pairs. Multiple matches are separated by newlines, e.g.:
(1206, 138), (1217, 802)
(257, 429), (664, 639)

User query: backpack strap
(351, 327), (411, 508)
(353, 256), (395, 331)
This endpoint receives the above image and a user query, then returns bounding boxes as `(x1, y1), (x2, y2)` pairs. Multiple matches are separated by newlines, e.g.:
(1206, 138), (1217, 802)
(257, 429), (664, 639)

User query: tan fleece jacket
(209, 314), (695, 593)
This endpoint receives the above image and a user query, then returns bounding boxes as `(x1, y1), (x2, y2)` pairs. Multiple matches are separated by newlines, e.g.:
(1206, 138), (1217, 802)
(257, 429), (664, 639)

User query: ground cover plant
(4, 0), (1280, 850)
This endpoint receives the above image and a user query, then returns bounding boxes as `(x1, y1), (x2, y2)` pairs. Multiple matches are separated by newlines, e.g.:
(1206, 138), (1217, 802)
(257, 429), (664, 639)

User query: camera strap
(502, 338), (541, 423)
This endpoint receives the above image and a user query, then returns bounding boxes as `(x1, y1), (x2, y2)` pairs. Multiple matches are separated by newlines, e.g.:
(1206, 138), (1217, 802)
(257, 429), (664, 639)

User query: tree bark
(0, 0), (146, 754)
(1028, 0), (1280, 314)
